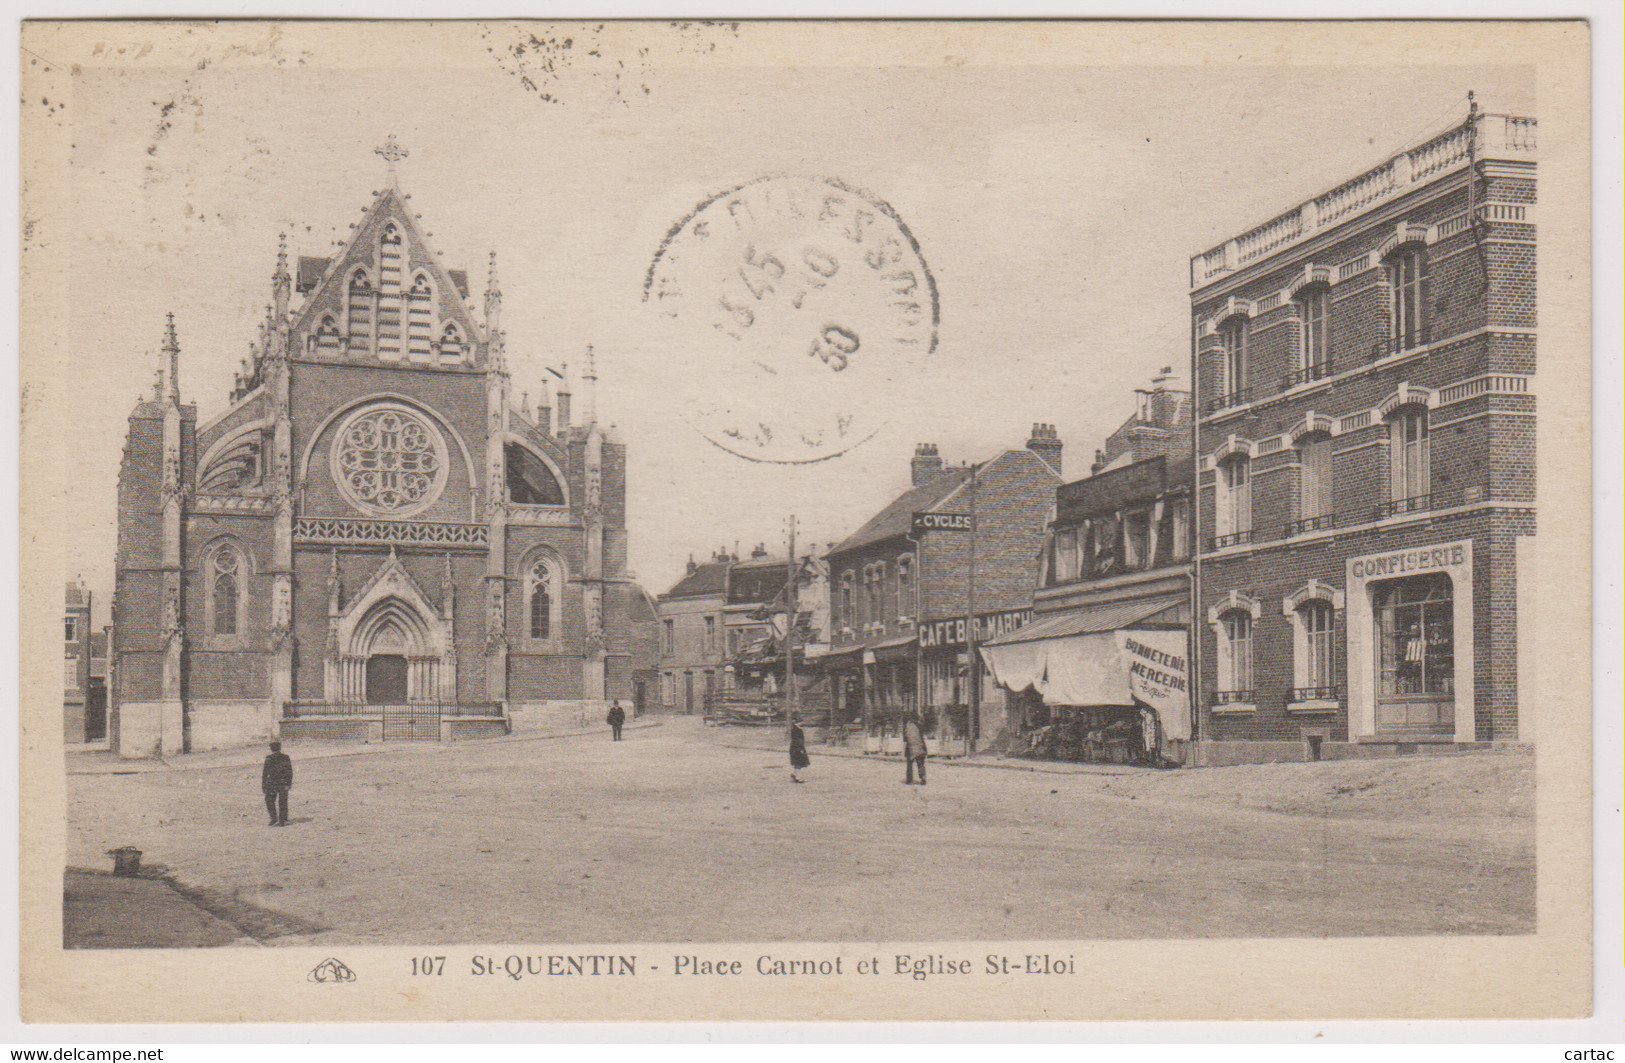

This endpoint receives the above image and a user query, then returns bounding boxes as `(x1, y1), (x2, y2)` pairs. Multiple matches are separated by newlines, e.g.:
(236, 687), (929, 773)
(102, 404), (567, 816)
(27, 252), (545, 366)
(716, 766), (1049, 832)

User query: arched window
(207, 543), (247, 638)
(1298, 285), (1331, 375)
(1219, 609), (1253, 694)
(313, 314), (342, 354)
(407, 274), (434, 358)
(439, 322), (464, 360)
(1387, 247), (1429, 351)
(347, 269), (373, 354)
(1216, 455), (1252, 542)
(1218, 318), (1248, 401)
(1297, 599), (1335, 692)
(1388, 406), (1430, 504)
(381, 223), (402, 245)
(840, 571), (855, 630)
(526, 555), (559, 641)
(1298, 432), (1333, 522)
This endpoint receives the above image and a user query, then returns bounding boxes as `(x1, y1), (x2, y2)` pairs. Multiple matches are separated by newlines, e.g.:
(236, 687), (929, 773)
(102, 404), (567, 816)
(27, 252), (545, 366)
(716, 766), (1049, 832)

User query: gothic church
(113, 154), (631, 754)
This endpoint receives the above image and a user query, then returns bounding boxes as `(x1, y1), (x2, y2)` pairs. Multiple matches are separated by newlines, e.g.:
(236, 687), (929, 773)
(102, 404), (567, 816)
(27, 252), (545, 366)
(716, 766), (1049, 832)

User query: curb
(714, 739), (1157, 777)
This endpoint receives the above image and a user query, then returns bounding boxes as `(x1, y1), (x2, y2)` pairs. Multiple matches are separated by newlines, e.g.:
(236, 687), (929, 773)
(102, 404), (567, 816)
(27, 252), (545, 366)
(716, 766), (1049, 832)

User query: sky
(23, 21), (1538, 622)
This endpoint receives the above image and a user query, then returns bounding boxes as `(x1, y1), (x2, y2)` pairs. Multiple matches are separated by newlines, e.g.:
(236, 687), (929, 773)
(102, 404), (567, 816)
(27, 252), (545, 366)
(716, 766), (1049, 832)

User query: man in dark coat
(903, 711), (927, 785)
(607, 701), (627, 741)
(262, 741), (293, 826)
(788, 718), (810, 784)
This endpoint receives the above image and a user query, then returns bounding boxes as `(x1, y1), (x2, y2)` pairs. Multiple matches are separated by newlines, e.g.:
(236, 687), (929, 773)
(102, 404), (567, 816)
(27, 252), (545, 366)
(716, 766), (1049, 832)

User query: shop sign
(912, 512), (973, 533)
(1118, 630), (1190, 740)
(1349, 541), (1469, 581)
(919, 608), (1032, 649)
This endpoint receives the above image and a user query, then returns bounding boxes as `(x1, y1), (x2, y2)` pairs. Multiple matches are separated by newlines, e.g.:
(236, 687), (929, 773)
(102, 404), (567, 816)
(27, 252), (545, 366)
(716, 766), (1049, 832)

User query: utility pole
(784, 514), (798, 736)
(965, 463), (979, 752)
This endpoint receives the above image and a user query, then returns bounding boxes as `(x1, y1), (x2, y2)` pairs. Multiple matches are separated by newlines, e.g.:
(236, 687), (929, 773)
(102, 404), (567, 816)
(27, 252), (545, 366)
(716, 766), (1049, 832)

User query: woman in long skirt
(789, 718), (810, 784)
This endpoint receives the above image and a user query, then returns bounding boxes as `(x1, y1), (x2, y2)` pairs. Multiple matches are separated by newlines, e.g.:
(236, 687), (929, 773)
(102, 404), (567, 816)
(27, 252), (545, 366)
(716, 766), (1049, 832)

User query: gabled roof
(661, 561), (730, 600)
(290, 185), (482, 357)
(829, 466), (973, 556)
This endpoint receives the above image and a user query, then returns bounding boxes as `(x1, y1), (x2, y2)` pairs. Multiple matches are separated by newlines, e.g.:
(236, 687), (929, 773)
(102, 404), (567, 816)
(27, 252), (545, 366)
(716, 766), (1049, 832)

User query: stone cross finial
(376, 135), (409, 184)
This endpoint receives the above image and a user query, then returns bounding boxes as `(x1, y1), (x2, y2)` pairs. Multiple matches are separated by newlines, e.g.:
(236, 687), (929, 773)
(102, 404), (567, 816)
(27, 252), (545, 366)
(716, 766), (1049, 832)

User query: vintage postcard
(19, 19), (1592, 1024)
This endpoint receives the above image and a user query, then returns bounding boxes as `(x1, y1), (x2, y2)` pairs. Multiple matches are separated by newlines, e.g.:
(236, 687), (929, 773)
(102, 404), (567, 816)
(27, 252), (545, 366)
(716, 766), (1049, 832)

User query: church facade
(112, 166), (632, 755)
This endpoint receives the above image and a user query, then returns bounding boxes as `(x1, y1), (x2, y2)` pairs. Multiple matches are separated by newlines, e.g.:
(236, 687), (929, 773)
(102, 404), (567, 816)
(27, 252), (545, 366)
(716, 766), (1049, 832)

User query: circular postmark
(643, 175), (938, 464)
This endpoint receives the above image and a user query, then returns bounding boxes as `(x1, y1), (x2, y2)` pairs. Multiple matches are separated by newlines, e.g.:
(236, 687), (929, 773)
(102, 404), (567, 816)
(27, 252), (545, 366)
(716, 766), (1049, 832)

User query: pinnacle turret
(161, 313), (181, 406)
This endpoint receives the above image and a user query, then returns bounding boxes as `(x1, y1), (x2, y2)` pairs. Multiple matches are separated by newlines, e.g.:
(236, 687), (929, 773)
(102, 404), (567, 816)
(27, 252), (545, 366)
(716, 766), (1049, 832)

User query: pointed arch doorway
(327, 552), (456, 710)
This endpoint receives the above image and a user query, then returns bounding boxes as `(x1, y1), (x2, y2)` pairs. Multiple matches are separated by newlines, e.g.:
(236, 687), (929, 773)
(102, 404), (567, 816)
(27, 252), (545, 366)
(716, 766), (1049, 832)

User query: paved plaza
(65, 718), (1535, 946)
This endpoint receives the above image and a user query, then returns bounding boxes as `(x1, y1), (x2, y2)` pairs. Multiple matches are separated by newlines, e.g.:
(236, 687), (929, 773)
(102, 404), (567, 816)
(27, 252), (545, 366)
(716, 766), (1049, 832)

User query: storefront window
(1376, 574), (1453, 696)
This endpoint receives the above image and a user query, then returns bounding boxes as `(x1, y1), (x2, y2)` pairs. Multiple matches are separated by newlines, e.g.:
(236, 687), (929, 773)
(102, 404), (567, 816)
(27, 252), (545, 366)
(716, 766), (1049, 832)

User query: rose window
(332, 406), (447, 515)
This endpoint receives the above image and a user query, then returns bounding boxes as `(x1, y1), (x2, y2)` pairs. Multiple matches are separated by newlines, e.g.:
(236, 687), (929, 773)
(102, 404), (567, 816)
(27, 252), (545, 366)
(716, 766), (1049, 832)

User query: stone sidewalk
(66, 716), (662, 775)
(708, 722), (1161, 777)
(64, 869), (257, 948)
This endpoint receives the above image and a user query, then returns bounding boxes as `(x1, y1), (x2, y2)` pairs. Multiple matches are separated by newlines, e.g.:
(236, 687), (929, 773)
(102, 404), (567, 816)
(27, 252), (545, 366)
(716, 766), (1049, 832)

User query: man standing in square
(262, 741), (293, 826)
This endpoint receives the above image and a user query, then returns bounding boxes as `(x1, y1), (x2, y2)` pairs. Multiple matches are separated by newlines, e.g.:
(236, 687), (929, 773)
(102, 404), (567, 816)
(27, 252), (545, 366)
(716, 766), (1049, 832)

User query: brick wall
(917, 450), (1058, 621)
(1191, 144), (1536, 749)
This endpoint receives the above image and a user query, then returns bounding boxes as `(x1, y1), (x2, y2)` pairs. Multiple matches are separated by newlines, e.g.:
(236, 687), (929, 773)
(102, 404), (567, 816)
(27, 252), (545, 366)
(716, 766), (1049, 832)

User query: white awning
(980, 627), (1191, 742)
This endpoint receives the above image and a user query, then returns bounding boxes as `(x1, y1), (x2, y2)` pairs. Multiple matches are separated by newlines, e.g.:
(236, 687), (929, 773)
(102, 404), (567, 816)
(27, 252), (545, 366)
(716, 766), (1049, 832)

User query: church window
(438, 322), (464, 362)
(313, 314), (342, 355)
(526, 555), (562, 641)
(332, 405), (448, 516)
(208, 543), (247, 637)
(347, 269), (374, 355)
(505, 443), (565, 505)
(376, 225), (404, 358)
(407, 273), (434, 359)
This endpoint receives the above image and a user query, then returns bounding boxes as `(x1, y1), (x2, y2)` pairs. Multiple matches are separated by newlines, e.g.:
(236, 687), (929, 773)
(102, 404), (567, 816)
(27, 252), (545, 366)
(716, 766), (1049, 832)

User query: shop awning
(863, 633), (916, 664)
(979, 597), (1190, 741)
(982, 595), (1185, 646)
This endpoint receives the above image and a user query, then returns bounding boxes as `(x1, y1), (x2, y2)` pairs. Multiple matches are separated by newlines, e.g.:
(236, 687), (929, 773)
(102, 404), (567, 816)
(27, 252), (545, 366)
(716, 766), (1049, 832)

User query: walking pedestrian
(902, 710), (927, 786)
(262, 741), (293, 826)
(607, 700), (627, 741)
(788, 717), (810, 784)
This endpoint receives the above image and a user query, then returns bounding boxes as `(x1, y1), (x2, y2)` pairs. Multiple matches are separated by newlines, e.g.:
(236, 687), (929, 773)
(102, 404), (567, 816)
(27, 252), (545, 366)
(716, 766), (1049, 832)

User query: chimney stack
(751, 543), (768, 559)
(911, 443), (943, 486)
(686, 554), (698, 575)
(1025, 423), (1063, 476)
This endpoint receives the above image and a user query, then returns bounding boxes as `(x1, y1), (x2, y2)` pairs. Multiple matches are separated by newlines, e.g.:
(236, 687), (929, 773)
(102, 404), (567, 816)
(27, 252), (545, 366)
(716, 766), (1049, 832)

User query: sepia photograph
(17, 18), (1593, 1024)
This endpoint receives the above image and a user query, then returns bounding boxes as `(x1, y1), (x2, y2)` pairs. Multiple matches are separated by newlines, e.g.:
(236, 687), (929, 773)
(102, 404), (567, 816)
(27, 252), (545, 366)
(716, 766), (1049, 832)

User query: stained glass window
(333, 407), (445, 514)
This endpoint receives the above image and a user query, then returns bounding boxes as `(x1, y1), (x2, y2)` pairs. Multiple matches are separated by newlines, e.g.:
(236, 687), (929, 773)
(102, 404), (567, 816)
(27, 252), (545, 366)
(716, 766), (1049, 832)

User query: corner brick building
(983, 372), (1194, 764)
(820, 428), (1063, 750)
(1189, 108), (1537, 764)
(112, 161), (632, 755)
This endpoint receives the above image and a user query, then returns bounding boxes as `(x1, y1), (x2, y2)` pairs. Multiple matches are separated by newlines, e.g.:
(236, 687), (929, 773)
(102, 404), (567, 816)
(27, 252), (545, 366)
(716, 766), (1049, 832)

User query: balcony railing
(1291, 686), (1341, 703)
(1282, 513), (1337, 538)
(1212, 690), (1255, 705)
(1189, 114), (1535, 288)
(1201, 387), (1252, 416)
(1208, 530), (1253, 551)
(1371, 493), (1437, 521)
(1370, 329), (1431, 362)
(1201, 487), (1492, 554)
(1281, 359), (1336, 390)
